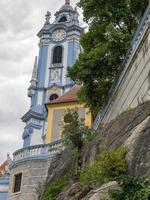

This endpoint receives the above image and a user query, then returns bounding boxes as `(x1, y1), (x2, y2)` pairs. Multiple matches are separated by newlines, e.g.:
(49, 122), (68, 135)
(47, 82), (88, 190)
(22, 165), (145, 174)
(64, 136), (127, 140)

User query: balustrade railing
(13, 139), (63, 162)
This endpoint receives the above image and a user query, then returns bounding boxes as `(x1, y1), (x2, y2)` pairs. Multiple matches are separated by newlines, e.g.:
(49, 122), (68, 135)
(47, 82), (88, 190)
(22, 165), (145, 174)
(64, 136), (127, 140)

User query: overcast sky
(0, 0), (83, 163)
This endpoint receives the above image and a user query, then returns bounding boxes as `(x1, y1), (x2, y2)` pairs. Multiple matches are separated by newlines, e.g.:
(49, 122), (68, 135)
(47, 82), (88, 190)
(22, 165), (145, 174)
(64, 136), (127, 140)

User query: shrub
(109, 175), (150, 200)
(62, 109), (85, 149)
(79, 147), (127, 188)
(62, 109), (96, 177)
(42, 176), (69, 200)
(83, 131), (98, 144)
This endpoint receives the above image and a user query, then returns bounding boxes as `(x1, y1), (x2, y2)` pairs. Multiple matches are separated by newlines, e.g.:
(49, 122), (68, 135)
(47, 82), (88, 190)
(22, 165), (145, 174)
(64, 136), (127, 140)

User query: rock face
(41, 101), (150, 200)
(45, 146), (73, 185)
(81, 181), (120, 200)
(57, 181), (120, 200)
(125, 116), (150, 177)
(101, 101), (150, 150)
(82, 101), (150, 177)
(57, 183), (90, 200)
(100, 100), (150, 177)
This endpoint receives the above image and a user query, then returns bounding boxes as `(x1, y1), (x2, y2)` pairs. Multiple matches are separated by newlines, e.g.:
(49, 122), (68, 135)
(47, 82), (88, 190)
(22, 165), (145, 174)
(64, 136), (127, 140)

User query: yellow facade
(45, 102), (92, 144)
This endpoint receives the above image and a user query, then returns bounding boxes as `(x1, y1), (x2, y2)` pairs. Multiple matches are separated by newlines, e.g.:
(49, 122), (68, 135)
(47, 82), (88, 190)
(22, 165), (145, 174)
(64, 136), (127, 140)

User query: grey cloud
(0, 39), (37, 80)
(0, 40), (33, 62)
(0, 124), (23, 162)
(0, 76), (30, 122)
(0, 0), (81, 36)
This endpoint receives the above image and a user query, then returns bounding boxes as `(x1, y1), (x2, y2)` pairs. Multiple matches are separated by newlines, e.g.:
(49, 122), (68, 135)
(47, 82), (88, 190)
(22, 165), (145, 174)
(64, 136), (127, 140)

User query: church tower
(22, 0), (83, 147)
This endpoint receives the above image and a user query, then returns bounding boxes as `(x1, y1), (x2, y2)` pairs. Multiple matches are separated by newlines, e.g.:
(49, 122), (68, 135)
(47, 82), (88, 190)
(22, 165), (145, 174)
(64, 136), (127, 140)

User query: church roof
(0, 161), (8, 176)
(47, 85), (81, 105)
(0, 154), (12, 177)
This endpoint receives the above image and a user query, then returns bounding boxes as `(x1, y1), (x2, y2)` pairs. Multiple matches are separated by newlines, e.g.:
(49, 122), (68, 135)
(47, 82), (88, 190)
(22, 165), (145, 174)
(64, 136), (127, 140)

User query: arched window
(49, 94), (58, 101)
(53, 46), (63, 64)
(58, 16), (67, 23)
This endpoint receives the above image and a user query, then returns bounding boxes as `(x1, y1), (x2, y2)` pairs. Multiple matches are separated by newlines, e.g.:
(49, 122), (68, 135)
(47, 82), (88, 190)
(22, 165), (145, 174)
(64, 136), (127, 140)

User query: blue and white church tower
(22, 0), (83, 147)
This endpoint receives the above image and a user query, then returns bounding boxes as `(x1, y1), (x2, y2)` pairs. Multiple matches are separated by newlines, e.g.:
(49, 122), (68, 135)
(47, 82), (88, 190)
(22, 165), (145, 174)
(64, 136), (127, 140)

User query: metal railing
(13, 139), (63, 162)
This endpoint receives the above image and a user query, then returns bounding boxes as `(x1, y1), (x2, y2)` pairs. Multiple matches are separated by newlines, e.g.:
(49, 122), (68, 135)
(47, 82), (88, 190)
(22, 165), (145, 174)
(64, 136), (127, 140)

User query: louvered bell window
(53, 46), (62, 64)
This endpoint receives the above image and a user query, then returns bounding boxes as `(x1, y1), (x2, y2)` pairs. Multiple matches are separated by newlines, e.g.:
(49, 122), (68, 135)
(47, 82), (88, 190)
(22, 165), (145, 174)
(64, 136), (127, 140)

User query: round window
(63, 113), (73, 124)
(49, 94), (58, 101)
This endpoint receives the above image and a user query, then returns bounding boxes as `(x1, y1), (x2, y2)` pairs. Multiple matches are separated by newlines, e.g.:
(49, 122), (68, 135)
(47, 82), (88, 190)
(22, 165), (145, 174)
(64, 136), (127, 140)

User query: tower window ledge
(51, 63), (63, 68)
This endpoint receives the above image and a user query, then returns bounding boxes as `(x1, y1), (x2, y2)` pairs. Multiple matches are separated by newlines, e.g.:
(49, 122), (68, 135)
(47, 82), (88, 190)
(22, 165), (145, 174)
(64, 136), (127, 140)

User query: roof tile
(48, 85), (80, 105)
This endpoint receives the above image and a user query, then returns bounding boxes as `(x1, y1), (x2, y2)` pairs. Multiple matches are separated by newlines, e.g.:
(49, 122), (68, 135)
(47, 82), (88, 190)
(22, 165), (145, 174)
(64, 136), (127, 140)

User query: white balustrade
(13, 139), (63, 162)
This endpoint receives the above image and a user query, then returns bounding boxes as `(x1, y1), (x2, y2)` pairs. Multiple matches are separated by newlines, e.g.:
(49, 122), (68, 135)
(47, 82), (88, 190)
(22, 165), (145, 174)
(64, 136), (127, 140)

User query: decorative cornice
(47, 83), (64, 89)
(39, 38), (51, 45)
(22, 108), (45, 123)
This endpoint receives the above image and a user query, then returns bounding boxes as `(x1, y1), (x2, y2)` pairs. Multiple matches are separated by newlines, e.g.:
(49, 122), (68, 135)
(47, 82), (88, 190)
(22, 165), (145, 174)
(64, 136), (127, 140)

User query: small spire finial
(32, 56), (38, 80)
(65, 0), (70, 5)
(7, 153), (10, 158)
(45, 11), (51, 23)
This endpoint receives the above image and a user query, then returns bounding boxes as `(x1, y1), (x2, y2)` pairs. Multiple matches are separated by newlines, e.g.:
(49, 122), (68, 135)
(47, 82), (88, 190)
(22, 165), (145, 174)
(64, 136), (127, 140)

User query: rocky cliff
(40, 100), (150, 200)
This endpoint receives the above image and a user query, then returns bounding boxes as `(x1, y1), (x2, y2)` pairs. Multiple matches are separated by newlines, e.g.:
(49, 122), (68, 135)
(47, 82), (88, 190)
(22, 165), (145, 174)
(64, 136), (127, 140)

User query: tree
(62, 109), (91, 149)
(68, 0), (149, 114)
(62, 109), (94, 177)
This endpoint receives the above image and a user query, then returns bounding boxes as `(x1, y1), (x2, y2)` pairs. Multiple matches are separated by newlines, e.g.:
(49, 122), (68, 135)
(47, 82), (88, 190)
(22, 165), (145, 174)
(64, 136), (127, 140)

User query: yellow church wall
(45, 102), (92, 144)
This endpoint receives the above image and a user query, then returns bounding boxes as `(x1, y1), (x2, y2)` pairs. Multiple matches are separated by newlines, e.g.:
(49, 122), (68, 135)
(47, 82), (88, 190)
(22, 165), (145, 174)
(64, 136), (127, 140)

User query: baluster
(29, 148), (31, 156)
(42, 146), (45, 155)
(32, 148), (34, 156)
(24, 149), (27, 158)
(36, 147), (38, 155)
(34, 147), (36, 156)
(38, 147), (41, 155)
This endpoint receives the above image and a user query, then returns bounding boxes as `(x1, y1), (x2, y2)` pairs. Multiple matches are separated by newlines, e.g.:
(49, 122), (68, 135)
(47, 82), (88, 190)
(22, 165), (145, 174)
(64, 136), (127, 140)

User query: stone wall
(104, 28), (150, 122)
(8, 157), (52, 200)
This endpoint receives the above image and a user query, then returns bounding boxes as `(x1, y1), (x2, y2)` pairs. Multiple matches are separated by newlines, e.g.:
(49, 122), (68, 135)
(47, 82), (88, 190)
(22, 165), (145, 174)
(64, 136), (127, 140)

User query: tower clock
(51, 29), (67, 42)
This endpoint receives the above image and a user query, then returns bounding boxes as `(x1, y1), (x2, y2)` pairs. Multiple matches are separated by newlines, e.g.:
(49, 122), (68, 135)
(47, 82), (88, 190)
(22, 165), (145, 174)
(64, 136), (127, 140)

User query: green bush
(42, 176), (69, 200)
(109, 176), (150, 200)
(62, 109), (85, 149)
(83, 131), (98, 144)
(79, 147), (127, 188)
(108, 189), (122, 200)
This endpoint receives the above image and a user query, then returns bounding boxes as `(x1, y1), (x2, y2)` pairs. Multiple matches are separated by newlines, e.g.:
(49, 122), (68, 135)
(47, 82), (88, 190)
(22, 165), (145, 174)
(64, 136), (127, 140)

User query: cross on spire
(65, 0), (70, 5)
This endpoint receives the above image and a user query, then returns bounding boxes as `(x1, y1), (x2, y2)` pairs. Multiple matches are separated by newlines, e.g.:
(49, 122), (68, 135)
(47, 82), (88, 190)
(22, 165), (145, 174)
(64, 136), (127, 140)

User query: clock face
(50, 69), (61, 83)
(52, 29), (66, 42)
